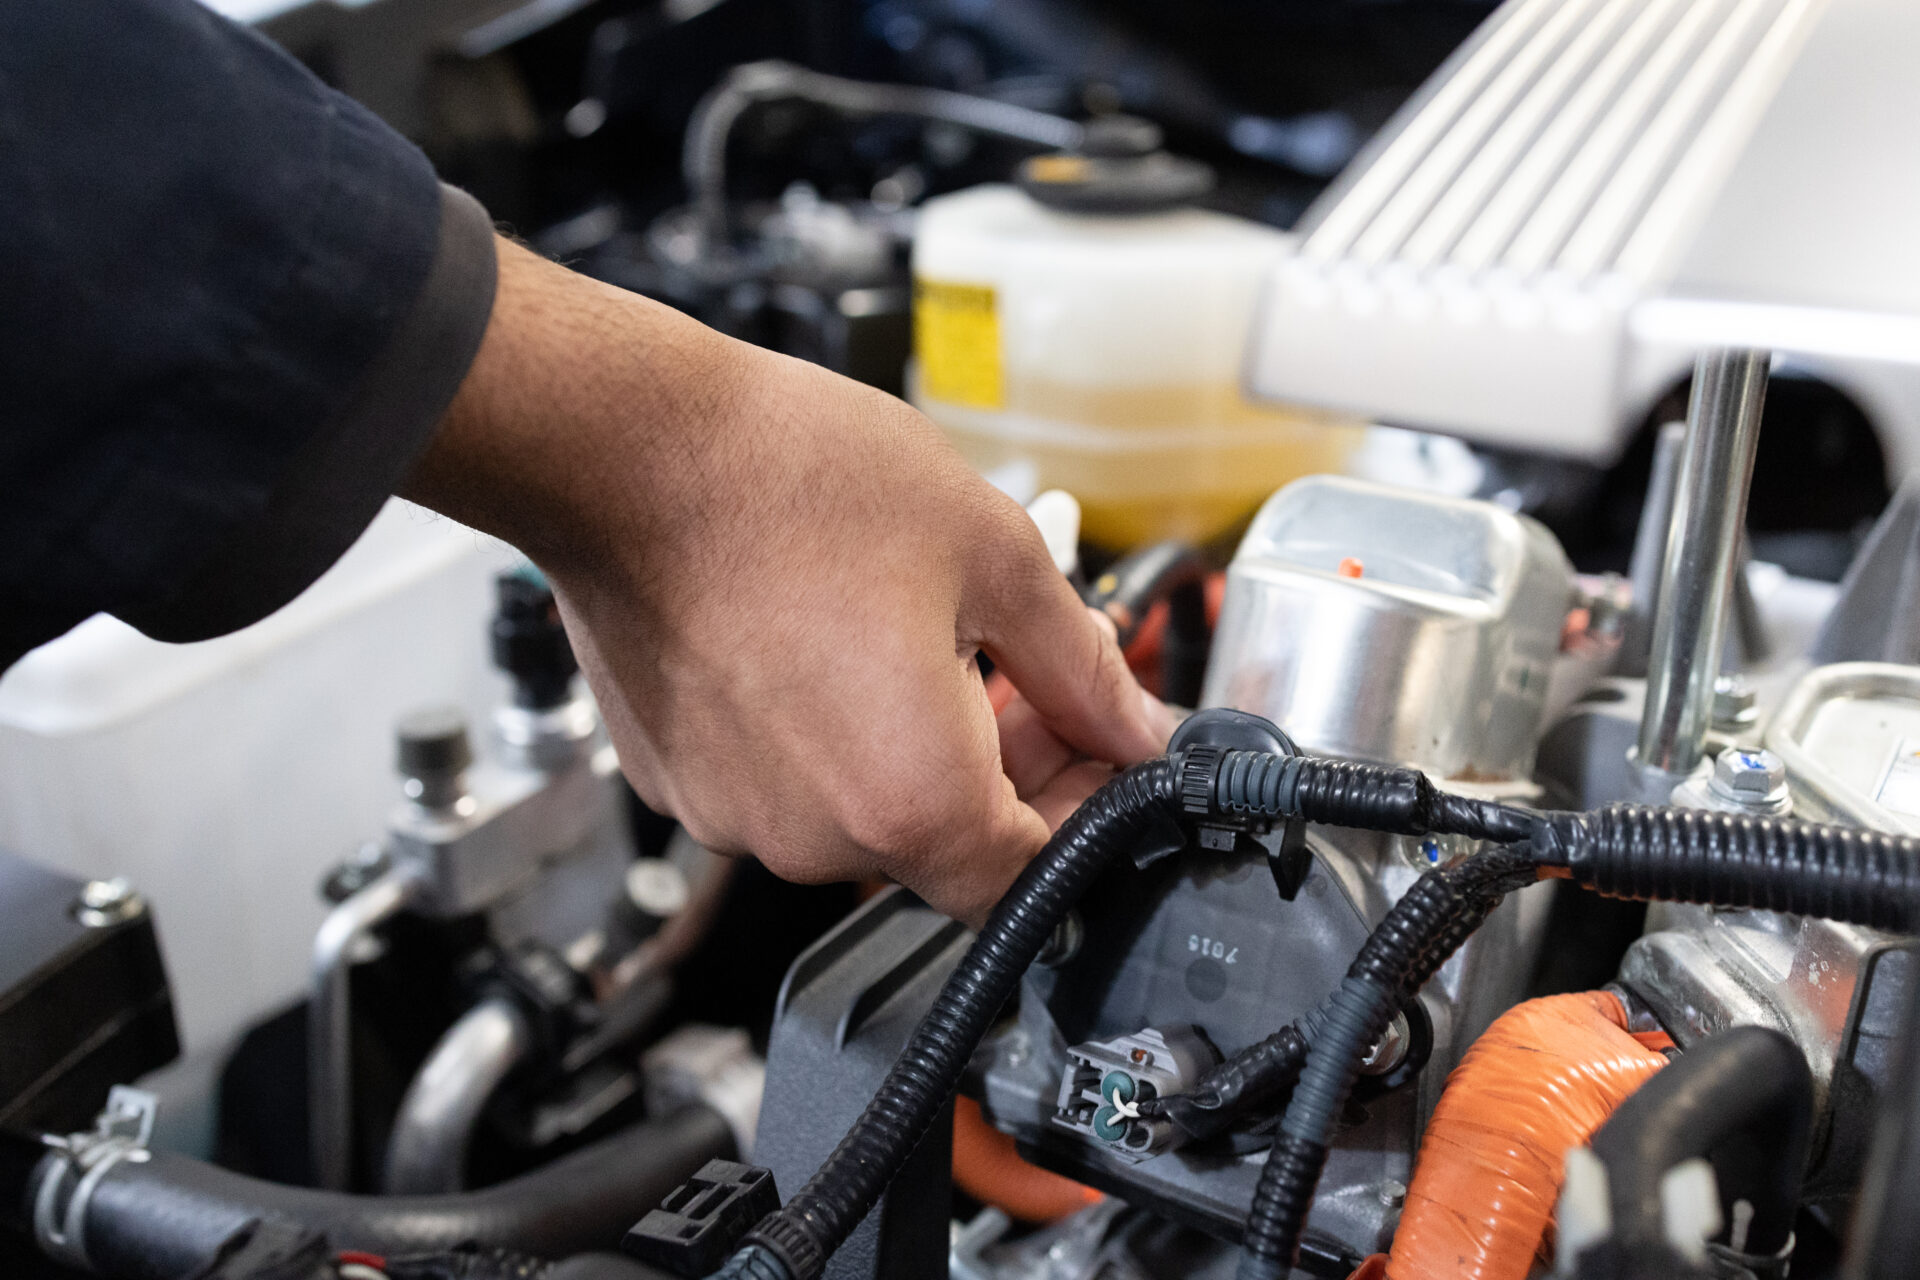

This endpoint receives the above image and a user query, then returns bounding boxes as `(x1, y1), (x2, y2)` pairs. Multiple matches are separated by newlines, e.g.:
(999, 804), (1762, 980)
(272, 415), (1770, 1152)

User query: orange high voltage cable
(952, 1095), (1103, 1223)
(1385, 991), (1672, 1280)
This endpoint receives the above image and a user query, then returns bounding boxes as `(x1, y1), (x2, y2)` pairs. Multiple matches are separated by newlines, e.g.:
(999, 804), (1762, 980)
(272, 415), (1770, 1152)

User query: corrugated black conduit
(690, 721), (1920, 1280)
(716, 760), (1184, 1280)
(1218, 761), (1920, 1275)
(1154, 843), (1536, 1141)
(1232, 845), (1540, 1280)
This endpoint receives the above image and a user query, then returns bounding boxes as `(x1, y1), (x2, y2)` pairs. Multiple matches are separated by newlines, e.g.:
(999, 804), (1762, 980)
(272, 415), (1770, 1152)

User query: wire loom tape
(1385, 992), (1669, 1280)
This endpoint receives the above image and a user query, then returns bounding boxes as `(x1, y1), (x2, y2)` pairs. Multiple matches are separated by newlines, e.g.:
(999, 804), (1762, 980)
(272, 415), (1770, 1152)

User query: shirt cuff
(130, 184), (499, 643)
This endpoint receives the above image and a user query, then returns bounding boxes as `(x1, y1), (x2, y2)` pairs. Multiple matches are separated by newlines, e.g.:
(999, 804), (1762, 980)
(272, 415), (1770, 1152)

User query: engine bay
(9, 2), (1920, 1279)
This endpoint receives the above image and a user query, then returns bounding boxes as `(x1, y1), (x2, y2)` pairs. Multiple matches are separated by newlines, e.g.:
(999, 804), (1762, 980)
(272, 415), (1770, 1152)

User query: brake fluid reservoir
(911, 165), (1361, 549)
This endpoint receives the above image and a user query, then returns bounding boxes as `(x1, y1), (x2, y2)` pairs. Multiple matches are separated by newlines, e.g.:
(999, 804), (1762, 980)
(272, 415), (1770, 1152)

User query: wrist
(402, 235), (743, 578)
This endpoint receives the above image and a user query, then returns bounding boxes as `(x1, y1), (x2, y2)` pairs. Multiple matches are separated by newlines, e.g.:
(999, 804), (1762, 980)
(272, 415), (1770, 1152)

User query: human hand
(405, 238), (1175, 925)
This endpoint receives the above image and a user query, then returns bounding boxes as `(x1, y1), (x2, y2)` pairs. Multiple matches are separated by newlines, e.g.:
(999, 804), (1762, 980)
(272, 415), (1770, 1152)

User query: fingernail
(1086, 605), (1119, 642)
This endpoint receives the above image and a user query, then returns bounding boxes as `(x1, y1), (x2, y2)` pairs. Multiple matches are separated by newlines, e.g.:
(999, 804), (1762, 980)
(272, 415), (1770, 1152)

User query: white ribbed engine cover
(1246, 0), (1920, 463)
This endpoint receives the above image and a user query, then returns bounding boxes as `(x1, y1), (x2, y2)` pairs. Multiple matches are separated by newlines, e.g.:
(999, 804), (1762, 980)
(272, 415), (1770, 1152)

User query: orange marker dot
(1337, 557), (1365, 579)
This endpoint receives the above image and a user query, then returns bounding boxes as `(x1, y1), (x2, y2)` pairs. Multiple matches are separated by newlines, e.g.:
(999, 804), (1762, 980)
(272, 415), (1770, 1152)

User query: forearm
(402, 236), (744, 579)
(396, 235), (1170, 923)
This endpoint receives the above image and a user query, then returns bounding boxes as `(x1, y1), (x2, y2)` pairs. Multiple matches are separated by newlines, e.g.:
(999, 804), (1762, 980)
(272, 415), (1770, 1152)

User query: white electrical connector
(1554, 1146), (1612, 1275)
(1659, 1157), (1725, 1264)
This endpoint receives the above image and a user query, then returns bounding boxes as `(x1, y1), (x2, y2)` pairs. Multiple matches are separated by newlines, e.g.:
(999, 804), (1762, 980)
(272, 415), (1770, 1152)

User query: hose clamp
(32, 1085), (158, 1270)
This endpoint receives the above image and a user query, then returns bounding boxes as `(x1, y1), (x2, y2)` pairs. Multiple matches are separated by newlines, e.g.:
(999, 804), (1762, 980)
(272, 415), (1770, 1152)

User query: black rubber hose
(1236, 846), (1539, 1280)
(728, 759), (1182, 1280)
(1538, 807), (1920, 930)
(1846, 943), (1920, 1280)
(1588, 1026), (1812, 1258)
(1158, 846), (1530, 1140)
(52, 1105), (733, 1280)
(1084, 542), (1212, 706)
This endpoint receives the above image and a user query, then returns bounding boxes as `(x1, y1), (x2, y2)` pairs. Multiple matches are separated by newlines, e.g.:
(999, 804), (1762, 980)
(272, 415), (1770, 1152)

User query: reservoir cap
(1017, 115), (1213, 214)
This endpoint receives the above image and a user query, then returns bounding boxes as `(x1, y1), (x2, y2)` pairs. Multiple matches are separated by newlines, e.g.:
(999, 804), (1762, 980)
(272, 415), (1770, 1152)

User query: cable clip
(1168, 710), (1314, 899)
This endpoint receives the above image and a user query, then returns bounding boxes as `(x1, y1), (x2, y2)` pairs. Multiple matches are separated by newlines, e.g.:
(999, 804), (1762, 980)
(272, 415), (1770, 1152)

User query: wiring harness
(693, 713), (1920, 1280)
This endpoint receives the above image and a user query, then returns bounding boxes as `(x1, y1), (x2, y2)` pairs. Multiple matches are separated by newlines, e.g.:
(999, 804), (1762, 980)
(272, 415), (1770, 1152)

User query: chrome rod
(309, 866), (425, 1190)
(1636, 349), (1770, 780)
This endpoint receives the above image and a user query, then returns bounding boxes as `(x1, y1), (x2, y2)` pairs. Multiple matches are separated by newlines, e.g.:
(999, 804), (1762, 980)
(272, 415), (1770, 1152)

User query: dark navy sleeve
(0, 0), (499, 669)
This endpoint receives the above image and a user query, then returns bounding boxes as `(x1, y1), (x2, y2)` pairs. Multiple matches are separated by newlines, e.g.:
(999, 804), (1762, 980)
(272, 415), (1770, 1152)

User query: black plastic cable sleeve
(1154, 1021), (1311, 1139)
(1538, 807), (1920, 930)
(64, 1105), (733, 1279)
(731, 759), (1182, 1280)
(1236, 847), (1537, 1277)
(1238, 977), (1389, 1280)
(1589, 1025), (1812, 1258)
(1213, 751), (1534, 844)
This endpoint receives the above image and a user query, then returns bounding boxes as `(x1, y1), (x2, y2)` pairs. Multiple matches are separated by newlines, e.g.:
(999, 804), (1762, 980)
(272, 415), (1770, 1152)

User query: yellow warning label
(913, 278), (1003, 410)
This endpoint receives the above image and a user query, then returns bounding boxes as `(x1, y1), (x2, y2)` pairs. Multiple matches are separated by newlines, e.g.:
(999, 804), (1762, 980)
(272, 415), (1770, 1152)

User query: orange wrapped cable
(1385, 991), (1670, 1280)
(953, 1095), (1103, 1223)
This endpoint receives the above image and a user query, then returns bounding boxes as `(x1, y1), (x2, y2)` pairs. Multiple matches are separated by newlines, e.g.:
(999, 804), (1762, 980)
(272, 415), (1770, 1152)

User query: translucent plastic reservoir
(911, 184), (1362, 548)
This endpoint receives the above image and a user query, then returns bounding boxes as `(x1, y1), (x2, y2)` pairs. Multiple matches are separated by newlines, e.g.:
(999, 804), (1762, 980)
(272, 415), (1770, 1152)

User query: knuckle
(838, 776), (975, 867)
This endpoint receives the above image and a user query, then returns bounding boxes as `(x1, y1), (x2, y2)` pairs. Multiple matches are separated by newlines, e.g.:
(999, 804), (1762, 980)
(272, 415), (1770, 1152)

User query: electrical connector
(622, 1160), (781, 1278)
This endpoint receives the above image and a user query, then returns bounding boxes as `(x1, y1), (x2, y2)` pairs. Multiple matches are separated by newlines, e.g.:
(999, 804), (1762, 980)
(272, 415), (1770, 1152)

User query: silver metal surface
(1811, 473), (1920, 667)
(1764, 661), (1920, 834)
(1636, 350), (1770, 782)
(1618, 906), (1908, 1203)
(1359, 1010), (1413, 1076)
(1203, 476), (1573, 779)
(309, 865), (426, 1190)
(1712, 673), (1759, 731)
(1622, 422), (1689, 678)
(72, 877), (144, 928)
(493, 694), (598, 773)
(642, 1024), (767, 1161)
(386, 742), (624, 918)
(949, 1202), (1152, 1280)
(383, 997), (535, 1194)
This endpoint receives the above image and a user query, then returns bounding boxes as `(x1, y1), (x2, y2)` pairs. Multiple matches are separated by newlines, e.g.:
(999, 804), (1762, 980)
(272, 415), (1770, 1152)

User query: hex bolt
(1706, 745), (1791, 815)
(1711, 674), (1759, 731)
(1360, 1011), (1412, 1076)
(1378, 1178), (1408, 1209)
(73, 876), (144, 928)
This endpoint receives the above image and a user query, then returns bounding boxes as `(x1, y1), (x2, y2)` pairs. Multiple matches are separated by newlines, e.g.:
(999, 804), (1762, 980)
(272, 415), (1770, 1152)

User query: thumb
(969, 544), (1174, 767)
